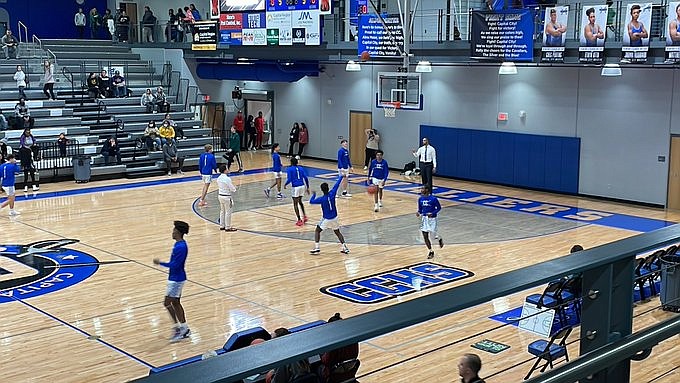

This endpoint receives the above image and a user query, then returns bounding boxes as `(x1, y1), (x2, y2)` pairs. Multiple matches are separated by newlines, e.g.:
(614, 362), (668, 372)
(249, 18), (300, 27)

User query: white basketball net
(384, 105), (396, 118)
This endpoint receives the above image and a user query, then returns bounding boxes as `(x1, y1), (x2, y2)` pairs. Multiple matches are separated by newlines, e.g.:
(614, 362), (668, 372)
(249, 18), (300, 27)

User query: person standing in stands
(89, 8), (101, 39)
(245, 114), (257, 151)
(19, 128), (39, 192)
(142, 6), (157, 43)
(254, 111), (265, 150)
(117, 10), (130, 43)
(417, 185), (443, 259)
(102, 9), (114, 40)
(74, 8), (86, 39)
(264, 143), (284, 199)
(412, 137), (437, 189)
(198, 144), (217, 207)
(153, 220), (191, 343)
(42, 61), (56, 100)
(337, 139), (353, 197)
(13, 65), (27, 99)
(309, 176), (350, 255)
(233, 110), (245, 149)
(458, 353), (486, 383)
(287, 122), (299, 157)
(217, 164), (237, 232)
(190, 3), (202, 21)
(297, 123), (308, 158)
(0, 154), (21, 216)
(284, 157), (309, 227)
(57, 133), (70, 158)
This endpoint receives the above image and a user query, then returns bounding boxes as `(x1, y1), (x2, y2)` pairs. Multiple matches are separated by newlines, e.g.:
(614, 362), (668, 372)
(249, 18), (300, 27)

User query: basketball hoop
(383, 101), (400, 118)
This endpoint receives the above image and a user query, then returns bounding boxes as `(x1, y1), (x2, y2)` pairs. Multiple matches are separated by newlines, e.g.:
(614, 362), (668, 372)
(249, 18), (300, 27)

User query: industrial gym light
(345, 60), (361, 72)
(415, 60), (432, 73)
(601, 63), (622, 77)
(498, 62), (517, 75)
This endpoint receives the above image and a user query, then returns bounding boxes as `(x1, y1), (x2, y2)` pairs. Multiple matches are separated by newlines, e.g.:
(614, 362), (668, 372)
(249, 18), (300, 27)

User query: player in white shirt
(216, 164), (237, 231)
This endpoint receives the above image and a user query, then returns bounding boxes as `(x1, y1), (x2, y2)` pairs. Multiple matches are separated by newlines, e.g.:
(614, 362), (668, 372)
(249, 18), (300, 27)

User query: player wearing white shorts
(264, 143), (284, 199)
(284, 157), (309, 226)
(198, 144), (217, 207)
(309, 176), (349, 254)
(417, 186), (444, 259)
(153, 221), (191, 342)
(337, 139), (353, 197)
(0, 154), (21, 216)
(367, 150), (389, 212)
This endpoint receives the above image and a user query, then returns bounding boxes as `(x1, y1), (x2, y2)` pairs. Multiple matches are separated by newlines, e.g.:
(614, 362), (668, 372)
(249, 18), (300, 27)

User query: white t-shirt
(217, 173), (236, 196)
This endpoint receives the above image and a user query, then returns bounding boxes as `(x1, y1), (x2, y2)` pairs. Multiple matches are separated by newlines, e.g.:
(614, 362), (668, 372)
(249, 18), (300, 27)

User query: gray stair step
(53, 52), (141, 60)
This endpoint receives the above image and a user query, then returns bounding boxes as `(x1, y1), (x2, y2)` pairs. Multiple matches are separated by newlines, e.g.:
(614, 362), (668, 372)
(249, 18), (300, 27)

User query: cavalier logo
(320, 262), (473, 304)
(0, 239), (98, 304)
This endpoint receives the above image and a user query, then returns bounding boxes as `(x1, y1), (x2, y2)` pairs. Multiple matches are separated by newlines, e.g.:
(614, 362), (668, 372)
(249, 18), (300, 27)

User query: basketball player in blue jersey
(544, 8), (566, 47)
(0, 154), (21, 216)
(309, 176), (350, 255)
(669, 4), (680, 45)
(337, 139), (353, 197)
(367, 150), (389, 212)
(627, 4), (648, 46)
(584, 7), (604, 46)
(284, 157), (309, 226)
(417, 186), (444, 259)
(264, 143), (284, 199)
(153, 220), (190, 342)
(198, 144), (217, 207)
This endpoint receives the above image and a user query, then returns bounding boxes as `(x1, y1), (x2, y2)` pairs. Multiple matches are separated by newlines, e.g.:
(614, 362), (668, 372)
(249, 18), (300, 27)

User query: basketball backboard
(376, 72), (423, 110)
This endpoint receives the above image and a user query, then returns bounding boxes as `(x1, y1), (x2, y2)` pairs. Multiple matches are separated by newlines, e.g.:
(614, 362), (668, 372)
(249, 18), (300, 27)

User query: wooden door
(121, 2), (138, 42)
(349, 111), (371, 168)
(667, 136), (680, 209)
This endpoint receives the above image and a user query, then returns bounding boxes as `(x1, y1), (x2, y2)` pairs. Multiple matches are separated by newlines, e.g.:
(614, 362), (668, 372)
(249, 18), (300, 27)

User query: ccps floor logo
(0, 239), (98, 304)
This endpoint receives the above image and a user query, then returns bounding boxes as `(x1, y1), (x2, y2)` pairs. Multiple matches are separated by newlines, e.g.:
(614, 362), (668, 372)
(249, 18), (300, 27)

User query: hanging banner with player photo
(471, 10), (534, 62)
(621, 3), (652, 63)
(666, 2), (680, 63)
(541, 6), (569, 62)
(579, 5), (607, 63)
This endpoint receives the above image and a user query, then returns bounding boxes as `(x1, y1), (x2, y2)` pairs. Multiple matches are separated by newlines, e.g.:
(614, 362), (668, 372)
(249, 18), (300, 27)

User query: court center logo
(320, 262), (473, 304)
(0, 239), (98, 304)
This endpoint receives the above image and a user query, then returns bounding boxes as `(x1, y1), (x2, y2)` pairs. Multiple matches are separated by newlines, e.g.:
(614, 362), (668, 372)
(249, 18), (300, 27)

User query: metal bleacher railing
(132, 224), (680, 383)
(34, 139), (81, 180)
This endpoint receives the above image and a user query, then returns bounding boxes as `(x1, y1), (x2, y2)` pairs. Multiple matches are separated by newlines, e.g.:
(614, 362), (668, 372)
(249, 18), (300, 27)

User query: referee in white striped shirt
(412, 137), (437, 189)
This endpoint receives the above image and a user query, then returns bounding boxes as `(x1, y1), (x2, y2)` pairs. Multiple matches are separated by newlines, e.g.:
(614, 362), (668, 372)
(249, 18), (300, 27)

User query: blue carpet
(489, 307), (523, 327)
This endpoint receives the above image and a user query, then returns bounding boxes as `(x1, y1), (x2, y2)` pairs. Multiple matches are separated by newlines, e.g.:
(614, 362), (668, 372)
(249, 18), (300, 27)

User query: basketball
(360, 51), (370, 62)
(367, 184), (378, 194)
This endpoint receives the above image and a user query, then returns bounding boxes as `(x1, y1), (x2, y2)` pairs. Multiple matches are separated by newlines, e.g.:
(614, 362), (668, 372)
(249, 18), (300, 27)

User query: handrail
(17, 21), (28, 44)
(32, 34), (41, 50)
(133, 224), (680, 383)
(46, 49), (56, 64)
(96, 99), (107, 125)
(62, 67), (75, 99)
(525, 315), (680, 383)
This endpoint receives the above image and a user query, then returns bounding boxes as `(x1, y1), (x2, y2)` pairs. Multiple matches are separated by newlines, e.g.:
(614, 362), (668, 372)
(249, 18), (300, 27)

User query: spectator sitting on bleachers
(144, 121), (161, 151)
(101, 137), (122, 165)
(13, 98), (34, 130)
(111, 70), (127, 98)
(14, 65), (27, 99)
(57, 133), (69, 158)
(98, 70), (111, 98)
(141, 88), (155, 113)
(318, 313), (360, 383)
(159, 120), (176, 145)
(265, 328), (316, 383)
(0, 108), (8, 131)
(0, 138), (12, 163)
(154, 86), (169, 114)
(2, 30), (19, 60)
(87, 72), (101, 99)
(162, 139), (184, 176)
(163, 113), (184, 140)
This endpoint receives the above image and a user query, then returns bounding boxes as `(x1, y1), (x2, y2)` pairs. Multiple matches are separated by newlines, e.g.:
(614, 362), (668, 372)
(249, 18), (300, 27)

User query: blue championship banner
(471, 10), (533, 61)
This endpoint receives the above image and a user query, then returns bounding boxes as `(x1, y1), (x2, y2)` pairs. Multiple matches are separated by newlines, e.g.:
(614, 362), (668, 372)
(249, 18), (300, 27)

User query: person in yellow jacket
(159, 121), (176, 145)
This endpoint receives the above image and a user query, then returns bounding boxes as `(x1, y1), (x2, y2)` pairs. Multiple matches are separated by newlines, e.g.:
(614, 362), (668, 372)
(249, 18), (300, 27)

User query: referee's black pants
(420, 162), (434, 189)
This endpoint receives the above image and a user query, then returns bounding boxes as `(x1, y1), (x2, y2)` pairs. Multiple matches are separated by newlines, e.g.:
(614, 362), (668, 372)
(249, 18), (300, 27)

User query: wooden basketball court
(1, 152), (678, 382)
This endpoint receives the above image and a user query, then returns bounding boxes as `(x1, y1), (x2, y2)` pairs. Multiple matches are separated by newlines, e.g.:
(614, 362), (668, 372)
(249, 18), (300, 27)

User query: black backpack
(402, 161), (417, 174)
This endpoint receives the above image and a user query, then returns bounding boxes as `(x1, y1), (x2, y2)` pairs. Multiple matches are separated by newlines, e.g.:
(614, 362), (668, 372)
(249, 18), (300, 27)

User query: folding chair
(525, 278), (569, 328)
(634, 257), (656, 301)
(524, 325), (573, 380)
(328, 358), (361, 383)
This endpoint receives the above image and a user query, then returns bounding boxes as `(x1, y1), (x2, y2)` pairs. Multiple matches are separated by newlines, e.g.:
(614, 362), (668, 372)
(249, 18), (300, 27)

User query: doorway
(119, 2), (138, 43)
(246, 100), (273, 148)
(667, 136), (680, 209)
(349, 111), (372, 169)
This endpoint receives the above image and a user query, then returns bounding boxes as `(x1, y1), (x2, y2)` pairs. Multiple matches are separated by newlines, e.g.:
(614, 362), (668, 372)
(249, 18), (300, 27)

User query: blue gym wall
(1, 0), (108, 39)
(192, 61), (677, 206)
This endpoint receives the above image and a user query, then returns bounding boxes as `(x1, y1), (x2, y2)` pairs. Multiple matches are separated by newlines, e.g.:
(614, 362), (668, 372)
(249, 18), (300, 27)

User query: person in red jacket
(255, 111), (265, 149)
(297, 122), (308, 158)
(233, 110), (245, 150)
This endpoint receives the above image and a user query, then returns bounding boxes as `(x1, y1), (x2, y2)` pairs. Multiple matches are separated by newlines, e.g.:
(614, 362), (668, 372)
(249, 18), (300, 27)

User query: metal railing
(96, 99), (108, 125)
(33, 140), (81, 180)
(17, 21), (28, 44)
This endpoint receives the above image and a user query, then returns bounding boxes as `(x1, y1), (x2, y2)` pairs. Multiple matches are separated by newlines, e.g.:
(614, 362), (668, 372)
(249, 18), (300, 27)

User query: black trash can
(73, 155), (91, 183)
(659, 255), (680, 312)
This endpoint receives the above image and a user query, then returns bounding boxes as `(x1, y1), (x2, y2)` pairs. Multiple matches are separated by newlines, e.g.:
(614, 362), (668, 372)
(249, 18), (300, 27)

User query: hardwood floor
(0, 151), (678, 382)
